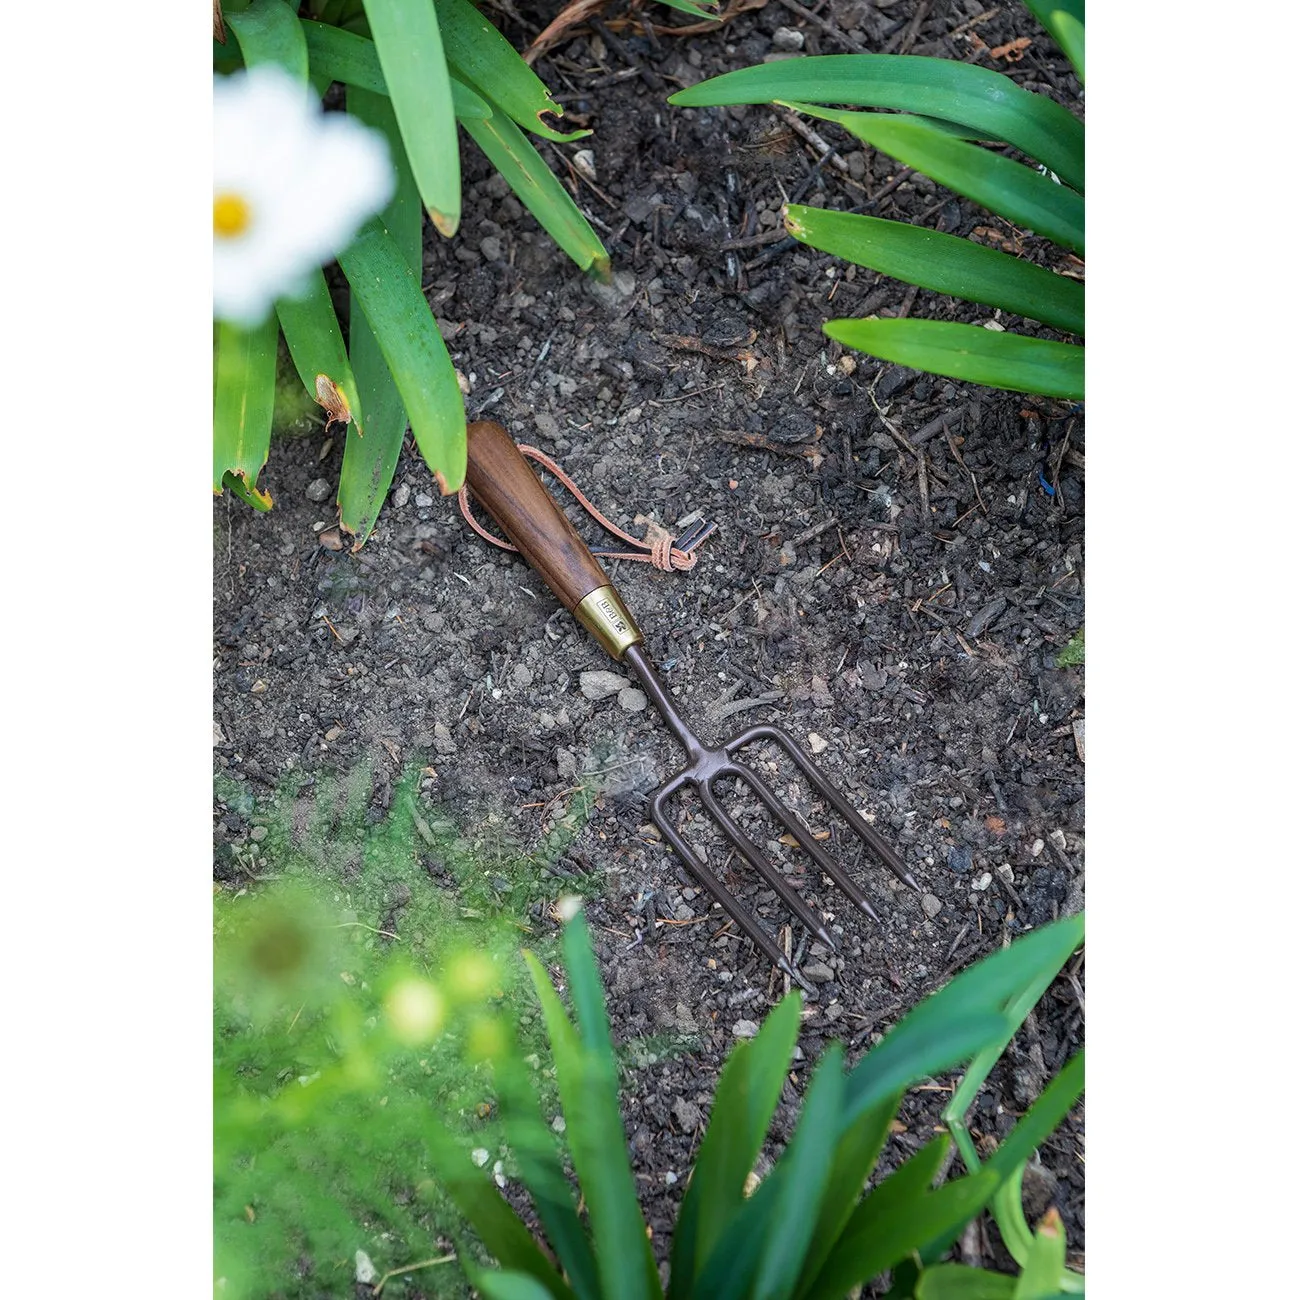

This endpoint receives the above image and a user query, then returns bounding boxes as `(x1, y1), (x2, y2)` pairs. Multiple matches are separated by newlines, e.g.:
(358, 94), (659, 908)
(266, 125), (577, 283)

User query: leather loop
(458, 444), (715, 573)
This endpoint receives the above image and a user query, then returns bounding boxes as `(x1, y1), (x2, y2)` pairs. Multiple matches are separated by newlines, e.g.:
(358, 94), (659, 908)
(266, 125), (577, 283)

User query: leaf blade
(360, 0), (461, 234)
(669, 55), (1083, 191)
(1021, 0), (1084, 82)
(785, 205), (1083, 334)
(213, 317), (278, 509)
(336, 219), (467, 493)
(275, 269), (364, 437)
(825, 319), (1084, 401)
(223, 0), (309, 81)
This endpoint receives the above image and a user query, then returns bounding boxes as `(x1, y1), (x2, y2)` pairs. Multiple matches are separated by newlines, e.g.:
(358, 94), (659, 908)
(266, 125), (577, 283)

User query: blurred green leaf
(669, 55), (1083, 192)
(655, 0), (721, 16)
(1012, 1210), (1068, 1299)
(460, 106), (610, 277)
(917, 1264), (1018, 1299)
(473, 1271), (565, 1300)
(339, 86), (419, 545)
(842, 914), (1084, 1130)
(361, 0), (461, 235)
(1022, 0), (1084, 82)
(825, 319), (1084, 401)
(1056, 629), (1084, 667)
(276, 269), (363, 439)
(784, 107), (1083, 256)
(337, 219), (467, 493)
(437, 0), (589, 141)
(301, 19), (491, 118)
(213, 317), (277, 509)
(224, 0), (308, 80)
(752, 1043), (846, 1300)
(669, 992), (801, 1293)
(785, 205), (1083, 335)
(525, 947), (660, 1300)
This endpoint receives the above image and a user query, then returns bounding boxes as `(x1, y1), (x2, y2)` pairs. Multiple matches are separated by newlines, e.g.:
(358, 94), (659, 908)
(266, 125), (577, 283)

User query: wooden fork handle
(464, 420), (644, 660)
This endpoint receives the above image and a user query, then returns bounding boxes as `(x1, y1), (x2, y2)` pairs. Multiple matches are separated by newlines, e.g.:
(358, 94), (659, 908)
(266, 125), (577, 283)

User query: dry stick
(773, 0), (869, 53)
(776, 107), (852, 177)
(888, 0), (932, 55)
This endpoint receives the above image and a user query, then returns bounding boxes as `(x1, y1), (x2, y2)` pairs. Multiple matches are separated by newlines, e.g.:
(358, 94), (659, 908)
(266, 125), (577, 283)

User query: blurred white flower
(214, 65), (394, 326)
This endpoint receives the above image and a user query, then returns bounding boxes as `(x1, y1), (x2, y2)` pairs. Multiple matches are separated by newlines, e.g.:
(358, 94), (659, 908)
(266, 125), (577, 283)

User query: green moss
(1055, 628), (1084, 667)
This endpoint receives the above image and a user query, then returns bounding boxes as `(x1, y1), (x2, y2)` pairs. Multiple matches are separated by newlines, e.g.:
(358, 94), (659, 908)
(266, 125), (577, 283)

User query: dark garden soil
(214, 0), (1084, 1286)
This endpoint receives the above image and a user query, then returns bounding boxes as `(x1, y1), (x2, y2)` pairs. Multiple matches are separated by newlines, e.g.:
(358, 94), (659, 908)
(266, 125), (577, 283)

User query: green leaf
(300, 19), (491, 118)
(337, 219), (467, 493)
(525, 949), (661, 1300)
(460, 106), (610, 277)
(561, 911), (616, 1058)
(917, 1264), (1018, 1299)
(752, 1043), (846, 1300)
(842, 915), (1085, 1130)
(784, 205), (1083, 335)
(360, 0), (461, 235)
(1021, 0), (1084, 82)
(783, 107), (1083, 256)
(860, 1134), (951, 1222)
(338, 85), (419, 546)
(224, 0), (309, 81)
(649, 0), (720, 17)
(213, 317), (277, 510)
(1055, 629), (1084, 668)
(669, 992), (802, 1293)
(824, 319), (1084, 401)
(669, 55), (1083, 192)
(803, 1169), (1002, 1300)
(275, 269), (364, 438)
(472, 1271), (566, 1300)
(1012, 1211), (1068, 1299)
(796, 1093), (902, 1294)
(436, 0), (589, 141)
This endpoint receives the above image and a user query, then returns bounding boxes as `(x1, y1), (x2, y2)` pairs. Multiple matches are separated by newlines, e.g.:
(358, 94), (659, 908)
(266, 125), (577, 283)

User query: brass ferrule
(574, 585), (643, 661)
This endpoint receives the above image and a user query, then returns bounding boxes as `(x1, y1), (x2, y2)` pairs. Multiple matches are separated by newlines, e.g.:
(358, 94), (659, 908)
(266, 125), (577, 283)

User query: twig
(772, 0), (868, 53)
(372, 1254), (457, 1296)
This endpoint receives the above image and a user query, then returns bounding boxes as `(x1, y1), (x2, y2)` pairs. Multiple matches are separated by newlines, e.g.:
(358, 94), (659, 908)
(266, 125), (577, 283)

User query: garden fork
(462, 420), (919, 985)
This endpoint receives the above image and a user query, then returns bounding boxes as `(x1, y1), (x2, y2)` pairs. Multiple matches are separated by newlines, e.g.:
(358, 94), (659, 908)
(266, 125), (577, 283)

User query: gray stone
(772, 27), (805, 51)
(479, 235), (502, 261)
(415, 492), (434, 508)
(921, 893), (943, 919)
(618, 686), (648, 712)
(306, 478), (332, 502)
(580, 670), (626, 700)
(947, 844), (973, 874)
(733, 1019), (760, 1039)
(802, 960), (835, 983)
(672, 1096), (701, 1131)
(392, 482), (411, 507)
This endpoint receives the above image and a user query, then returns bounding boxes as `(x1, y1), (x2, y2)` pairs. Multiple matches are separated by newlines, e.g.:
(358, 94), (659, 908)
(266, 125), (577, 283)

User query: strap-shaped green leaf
(525, 949), (661, 1300)
(337, 219), (467, 492)
(668, 992), (802, 1294)
(360, 0), (461, 234)
(460, 105), (610, 277)
(1012, 1211), (1068, 1299)
(751, 1043), (846, 1300)
(785, 205), (1083, 335)
(842, 915), (1084, 1130)
(1022, 0), (1084, 82)
(472, 1271), (566, 1300)
(276, 269), (364, 439)
(224, 0), (309, 81)
(826, 318), (1084, 400)
(656, 0), (720, 16)
(561, 911), (616, 1058)
(301, 19), (491, 118)
(213, 317), (277, 510)
(916, 1264), (1018, 1299)
(338, 86), (419, 546)
(436, 0), (589, 141)
(669, 55), (1083, 192)
(785, 106), (1083, 256)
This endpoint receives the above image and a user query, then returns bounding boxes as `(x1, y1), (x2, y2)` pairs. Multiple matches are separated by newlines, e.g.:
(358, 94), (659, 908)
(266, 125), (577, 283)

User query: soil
(214, 0), (1084, 1286)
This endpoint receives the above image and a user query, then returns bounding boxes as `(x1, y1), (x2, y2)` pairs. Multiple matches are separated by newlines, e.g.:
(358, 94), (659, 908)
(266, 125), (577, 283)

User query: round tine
(650, 788), (809, 990)
(729, 724), (920, 892)
(697, 778), (836, 950)
(727, 761), (883, 924)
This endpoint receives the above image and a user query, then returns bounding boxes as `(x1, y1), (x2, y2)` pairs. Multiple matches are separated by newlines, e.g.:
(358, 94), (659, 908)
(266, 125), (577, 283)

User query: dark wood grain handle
(465, 420), (644, 659)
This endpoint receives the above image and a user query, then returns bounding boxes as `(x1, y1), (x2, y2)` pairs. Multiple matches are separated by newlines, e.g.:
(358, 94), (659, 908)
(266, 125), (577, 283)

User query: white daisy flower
(214, 65), (394, 326)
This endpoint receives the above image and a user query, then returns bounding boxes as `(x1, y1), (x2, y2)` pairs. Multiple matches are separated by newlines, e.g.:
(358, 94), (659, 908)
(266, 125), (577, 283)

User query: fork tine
(696, 778), (837, 950)
(651, 788), (811, 991)
(728, 724), (921, 892)
(726, 762), (883, 923)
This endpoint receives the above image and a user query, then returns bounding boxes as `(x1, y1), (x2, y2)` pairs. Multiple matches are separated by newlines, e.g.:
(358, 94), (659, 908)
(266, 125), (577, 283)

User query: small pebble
(354, 1251), (377, 1285)
(664, 1171), (678, 1186)
(512, 663), (534, 688)
(470, 1148), (489, 1167)
(1031, 838), (1045, 858)
(318, 527), (345, 551)
(480, 235), (502, 261)
(306, 477), (332, 503)
(733, 1019), (760, 1039)
(579, 669), (626, 700)
(807, 732), (828, 754)
(415, 492), (434, 508)
(392, 482), (411, 507)
(802, 960), (834, 983)
(995, 864), (1015, 886)
(572, 149), (597, 182)
(971, 872), (993, 892)
(947, 844), (972, 874)
(921, 893), (943, 918)
(618, 686), (648, 712)
(772, 26), (805, 51)
(250, 826), (267, 843)
(551, 1115), (566, 1133)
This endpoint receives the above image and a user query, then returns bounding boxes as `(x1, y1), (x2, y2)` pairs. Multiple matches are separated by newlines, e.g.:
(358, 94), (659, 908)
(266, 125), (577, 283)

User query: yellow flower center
(213, 192), (252, 239)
